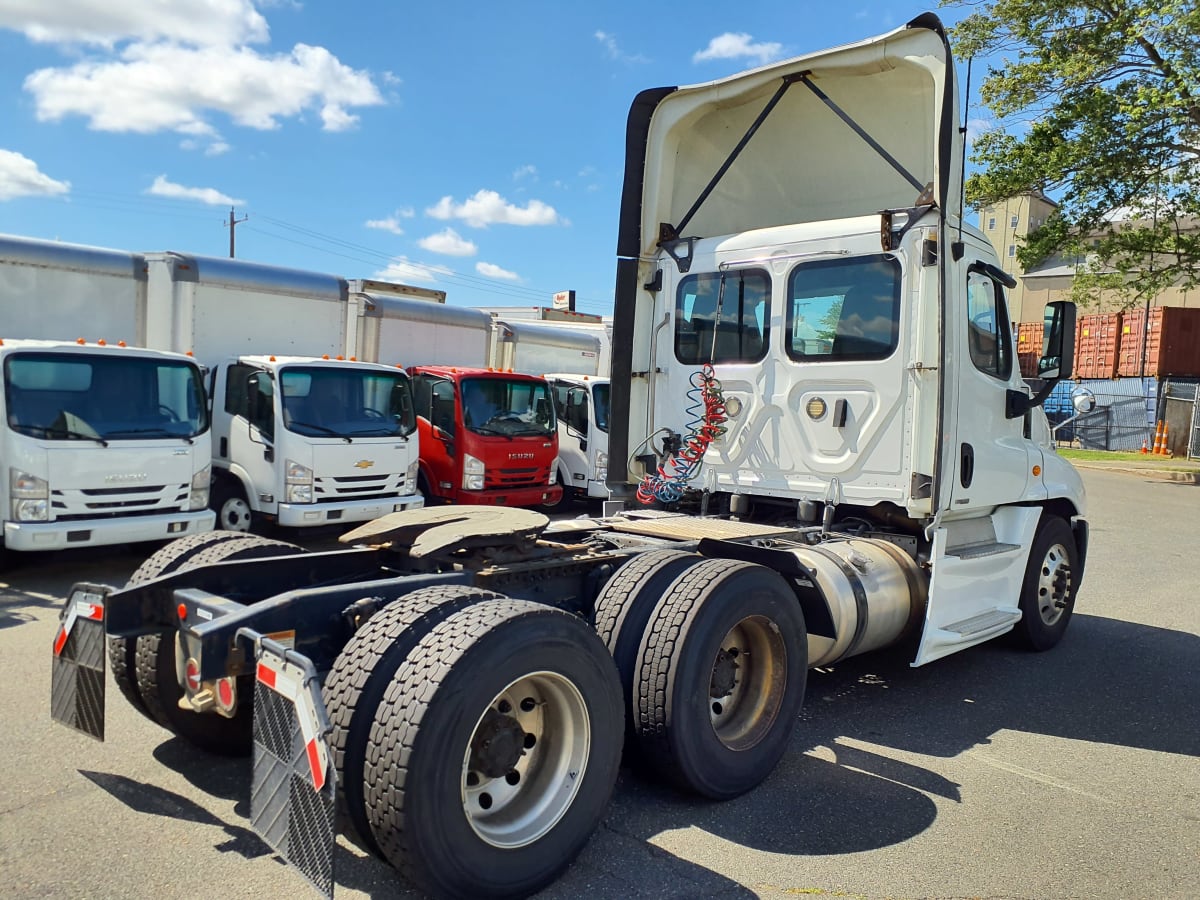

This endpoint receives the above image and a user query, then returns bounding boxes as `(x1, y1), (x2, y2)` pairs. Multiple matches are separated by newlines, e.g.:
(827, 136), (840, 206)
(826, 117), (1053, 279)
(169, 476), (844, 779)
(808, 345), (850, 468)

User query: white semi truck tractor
(48, 14), (1085, 899)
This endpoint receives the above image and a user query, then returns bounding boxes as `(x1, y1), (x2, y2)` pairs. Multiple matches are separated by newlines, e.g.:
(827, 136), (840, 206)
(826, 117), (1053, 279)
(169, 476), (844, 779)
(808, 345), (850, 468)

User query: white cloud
(146, 174), (243, 206)
(693, 33), (783, 66)
(594, 30), (648, 65)
(966, 117), (995, 145)
(373, 257), (450, 284)
(205, 141), (231, 156)
(365, 216), (404, 235)
(0, 149), (70, 200)
(0, 0), (269, 48)
(513, 164), (537, 181)
(426, 189), (561, 228)
(418, 228), (477, 257)
(24, 42), (383, 135)
(476, 261), (519, 281)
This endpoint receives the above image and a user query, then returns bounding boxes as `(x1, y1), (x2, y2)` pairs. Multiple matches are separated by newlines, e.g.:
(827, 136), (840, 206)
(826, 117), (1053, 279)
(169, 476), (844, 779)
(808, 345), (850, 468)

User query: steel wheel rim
(220, 497), (251, 532)
(1037, 541), (1072, 626)
(708, 614), (788, 751)
(461, 670), (590, 849)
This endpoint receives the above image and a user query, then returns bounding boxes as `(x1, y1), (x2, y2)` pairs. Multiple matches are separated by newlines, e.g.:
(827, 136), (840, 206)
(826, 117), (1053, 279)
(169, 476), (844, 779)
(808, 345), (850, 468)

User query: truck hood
(46, 442), (200, 489)
(619, 13), (959, 257)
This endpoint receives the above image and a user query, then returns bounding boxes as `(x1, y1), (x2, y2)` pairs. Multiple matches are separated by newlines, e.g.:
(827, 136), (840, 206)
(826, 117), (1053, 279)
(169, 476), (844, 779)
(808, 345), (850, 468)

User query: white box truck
(48, 15), (1089, 900)
(142, 253), (425, 532)
(0, 236), (214, 563)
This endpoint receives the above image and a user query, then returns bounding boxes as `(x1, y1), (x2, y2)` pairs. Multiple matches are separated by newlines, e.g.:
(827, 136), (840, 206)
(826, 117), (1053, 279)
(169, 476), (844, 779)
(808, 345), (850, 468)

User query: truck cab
(208, 355), (423, 531)
(610, 13), (1087, 664)
(0, 339), (213, 557)
(408, 365), (561, 508)
(546, 373), (611, 504)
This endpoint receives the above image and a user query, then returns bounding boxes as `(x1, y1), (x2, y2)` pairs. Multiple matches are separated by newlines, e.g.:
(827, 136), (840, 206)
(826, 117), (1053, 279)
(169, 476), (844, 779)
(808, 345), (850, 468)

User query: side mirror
(246, 372), (275, 446)
(1037, 301), (1076, 380)
(1007, 300), (1076, 419)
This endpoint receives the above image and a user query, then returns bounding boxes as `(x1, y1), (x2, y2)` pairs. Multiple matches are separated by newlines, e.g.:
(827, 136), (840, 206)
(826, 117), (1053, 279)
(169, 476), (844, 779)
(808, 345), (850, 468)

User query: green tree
(945, 0), (1200, 307)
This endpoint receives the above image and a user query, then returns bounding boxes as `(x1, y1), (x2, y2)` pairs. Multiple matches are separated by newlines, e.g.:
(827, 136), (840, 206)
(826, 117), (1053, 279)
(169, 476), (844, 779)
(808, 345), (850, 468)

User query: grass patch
(1058, 448), (1152, 462)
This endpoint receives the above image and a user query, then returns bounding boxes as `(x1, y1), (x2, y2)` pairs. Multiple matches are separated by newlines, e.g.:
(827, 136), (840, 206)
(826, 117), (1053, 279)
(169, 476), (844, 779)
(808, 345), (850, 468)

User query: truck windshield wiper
(472, 425), (513, 439)
(288, 420), (352, 442)
(22, 424), (109, 447)
(103, 428), (195, 445)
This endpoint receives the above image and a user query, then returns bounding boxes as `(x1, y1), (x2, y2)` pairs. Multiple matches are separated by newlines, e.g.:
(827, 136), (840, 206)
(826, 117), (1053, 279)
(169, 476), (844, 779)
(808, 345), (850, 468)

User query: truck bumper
(276, 492), (424, 528)
(5, 509), (215, 551)
(458, 485), (563, 508)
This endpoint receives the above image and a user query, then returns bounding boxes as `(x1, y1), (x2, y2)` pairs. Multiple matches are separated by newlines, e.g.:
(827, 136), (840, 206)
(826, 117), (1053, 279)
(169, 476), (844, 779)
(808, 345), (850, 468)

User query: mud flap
(50, 584), (111, 741)
(240, 630), (336, 898)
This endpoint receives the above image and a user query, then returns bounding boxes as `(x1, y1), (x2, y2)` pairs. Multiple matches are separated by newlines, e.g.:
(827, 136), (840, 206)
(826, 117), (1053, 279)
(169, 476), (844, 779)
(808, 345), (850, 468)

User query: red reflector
(177, 603), (187, 621)
(53, 626), (69, 656)
(185, 658), (201, 692)
(306, 739), (326, 791)
(256, 662), (277, 688)
(217, 677), (235, 709)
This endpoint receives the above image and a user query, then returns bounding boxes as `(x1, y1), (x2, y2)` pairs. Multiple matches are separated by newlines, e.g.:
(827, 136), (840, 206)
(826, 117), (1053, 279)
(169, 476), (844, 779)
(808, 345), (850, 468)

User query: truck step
(945, 540), (1020, 560)
(943, 607), (1020, 637)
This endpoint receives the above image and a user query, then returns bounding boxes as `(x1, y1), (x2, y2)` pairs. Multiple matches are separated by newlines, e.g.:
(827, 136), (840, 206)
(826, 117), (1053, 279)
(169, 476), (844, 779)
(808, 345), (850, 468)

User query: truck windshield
(462, 377), (556, 437)
(592, 383), (610, 434)
(280, 367), (416, 438)
(4, 352), (207, 441)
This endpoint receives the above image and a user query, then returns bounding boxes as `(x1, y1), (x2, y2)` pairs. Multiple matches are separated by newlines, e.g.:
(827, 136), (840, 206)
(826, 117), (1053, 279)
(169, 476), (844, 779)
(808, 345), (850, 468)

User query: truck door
(946, 264), (1032, 511)
(412, 374), (456, 500)
(224, 364), (279, 511)
(551, 379), (588, 489)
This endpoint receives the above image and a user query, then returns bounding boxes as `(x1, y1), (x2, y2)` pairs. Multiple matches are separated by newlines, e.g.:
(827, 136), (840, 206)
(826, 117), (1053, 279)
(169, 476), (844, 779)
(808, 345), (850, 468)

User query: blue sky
(0, 2), (978, 316)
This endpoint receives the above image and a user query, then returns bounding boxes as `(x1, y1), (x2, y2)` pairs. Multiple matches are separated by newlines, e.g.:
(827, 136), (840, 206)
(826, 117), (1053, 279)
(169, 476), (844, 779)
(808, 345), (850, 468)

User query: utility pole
(224, 206), (248, 258)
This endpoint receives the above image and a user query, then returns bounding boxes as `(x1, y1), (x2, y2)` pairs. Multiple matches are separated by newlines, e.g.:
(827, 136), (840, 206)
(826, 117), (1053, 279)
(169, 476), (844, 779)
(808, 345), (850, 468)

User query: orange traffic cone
(1159, 422), (1171, 457)
(1141, 437), (1149, 454)
(1151, 421), (1164, 454)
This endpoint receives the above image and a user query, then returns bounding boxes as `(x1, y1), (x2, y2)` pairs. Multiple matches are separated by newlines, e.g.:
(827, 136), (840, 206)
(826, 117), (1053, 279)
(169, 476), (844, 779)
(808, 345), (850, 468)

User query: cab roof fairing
(631, 15), (961, 260)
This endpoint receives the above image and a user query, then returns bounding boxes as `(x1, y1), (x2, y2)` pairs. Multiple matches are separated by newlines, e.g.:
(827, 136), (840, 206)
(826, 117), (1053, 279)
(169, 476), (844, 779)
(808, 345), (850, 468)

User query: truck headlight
(595, 450), (608, 481)
(463, 453), (485, 491)
(406, 459), (420, 488)
(285, 459), (314, 504)
(189, 465), (211, 510)
(11, 468), (49, 521)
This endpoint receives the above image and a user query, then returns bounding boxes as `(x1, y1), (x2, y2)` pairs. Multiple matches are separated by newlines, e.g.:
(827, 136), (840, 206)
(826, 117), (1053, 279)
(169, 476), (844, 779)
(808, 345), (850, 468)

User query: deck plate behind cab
(340, 505), (550, 558)
(607, 514), (798, 542)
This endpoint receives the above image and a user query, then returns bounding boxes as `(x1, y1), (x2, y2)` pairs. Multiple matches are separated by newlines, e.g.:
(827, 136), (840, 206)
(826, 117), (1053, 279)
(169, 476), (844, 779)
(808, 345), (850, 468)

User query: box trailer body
(142, 253), (424, 532)
(489, 318), (604, 377)
(0, 235), (213, 558)
(49, 15), (1089, 900)
(545, 373), (611, 502)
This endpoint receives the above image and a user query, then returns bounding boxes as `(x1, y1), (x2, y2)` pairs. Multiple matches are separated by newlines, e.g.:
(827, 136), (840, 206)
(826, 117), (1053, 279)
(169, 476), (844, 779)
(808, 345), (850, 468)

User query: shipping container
(1016, 321), (1044, 378)
(1073, 312), (1122, 379)
(1117, 306), (1200, 378)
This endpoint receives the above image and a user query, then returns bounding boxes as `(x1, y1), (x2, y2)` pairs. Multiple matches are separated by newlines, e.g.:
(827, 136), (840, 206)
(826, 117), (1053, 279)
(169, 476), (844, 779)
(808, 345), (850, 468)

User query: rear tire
(633, 559), (807, 799)
(323, 585), (505, 856)
(110, 531), (250, 722)
(133, 533), (304, 755)
(1011, 515), (1078, 651)
(363, 600), (623, 899)
(591, 549), (700, 753)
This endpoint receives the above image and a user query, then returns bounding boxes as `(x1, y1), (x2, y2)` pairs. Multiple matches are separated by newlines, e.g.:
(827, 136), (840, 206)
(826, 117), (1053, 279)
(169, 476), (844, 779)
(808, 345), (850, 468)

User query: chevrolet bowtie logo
(354, 459), (375, 469)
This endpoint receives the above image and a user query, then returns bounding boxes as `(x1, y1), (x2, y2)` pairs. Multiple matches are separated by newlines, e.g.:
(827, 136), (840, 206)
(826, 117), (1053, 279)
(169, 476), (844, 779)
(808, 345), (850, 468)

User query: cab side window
(966, 271), (1013, 380)
(675, 269), (770, 365)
